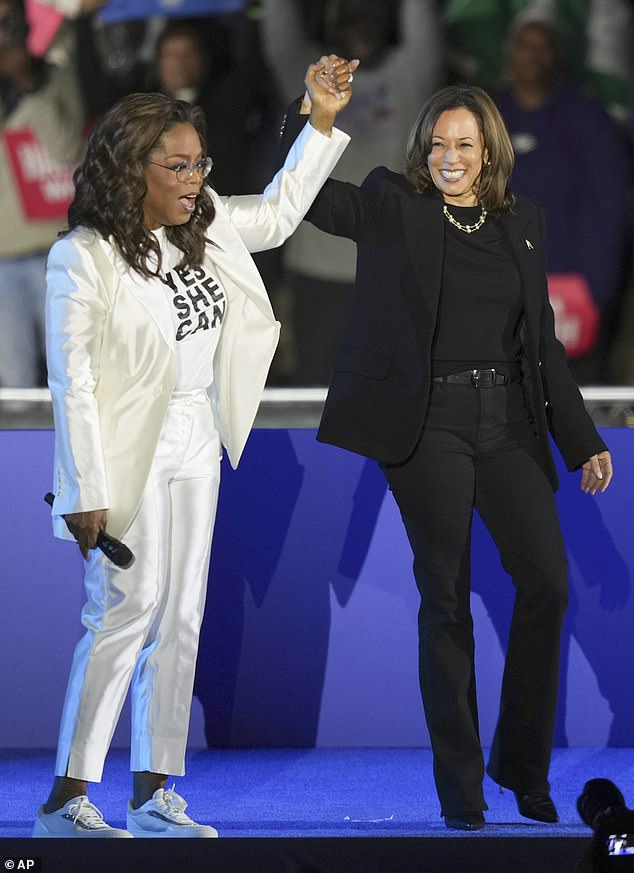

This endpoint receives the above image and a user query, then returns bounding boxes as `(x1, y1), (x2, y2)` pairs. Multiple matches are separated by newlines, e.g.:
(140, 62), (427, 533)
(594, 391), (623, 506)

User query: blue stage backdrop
(1, 428), (632, 750)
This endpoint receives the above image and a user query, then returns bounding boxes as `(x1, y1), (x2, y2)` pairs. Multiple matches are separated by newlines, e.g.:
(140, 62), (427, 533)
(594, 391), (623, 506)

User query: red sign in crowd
(3, 128), (75, 221)
(547, 273), (600, 359)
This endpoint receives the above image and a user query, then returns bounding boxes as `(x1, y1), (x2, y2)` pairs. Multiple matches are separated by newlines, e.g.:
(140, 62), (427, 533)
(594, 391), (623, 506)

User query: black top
(432, 204), (524, 377)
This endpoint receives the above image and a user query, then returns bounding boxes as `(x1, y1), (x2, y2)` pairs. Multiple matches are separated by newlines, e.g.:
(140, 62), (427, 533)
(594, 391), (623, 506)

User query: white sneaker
(126, 787), (218, 838)
(33, 795), (133, 838)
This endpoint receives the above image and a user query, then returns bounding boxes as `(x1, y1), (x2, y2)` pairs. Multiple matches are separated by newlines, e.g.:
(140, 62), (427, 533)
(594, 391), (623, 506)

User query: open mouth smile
(179, 194), (197, 213)
(440, 169), (466, 182)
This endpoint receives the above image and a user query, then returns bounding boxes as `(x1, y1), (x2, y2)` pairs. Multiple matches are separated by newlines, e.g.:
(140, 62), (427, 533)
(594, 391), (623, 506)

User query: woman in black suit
(286, 84), (613, 830)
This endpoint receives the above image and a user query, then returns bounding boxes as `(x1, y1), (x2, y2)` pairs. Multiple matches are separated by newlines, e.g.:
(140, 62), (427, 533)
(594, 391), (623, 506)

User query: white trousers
(55, 389), (221, 782)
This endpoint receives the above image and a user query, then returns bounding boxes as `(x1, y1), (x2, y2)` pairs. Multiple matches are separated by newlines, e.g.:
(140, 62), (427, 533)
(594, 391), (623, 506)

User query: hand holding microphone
(44, 492), (135, 569)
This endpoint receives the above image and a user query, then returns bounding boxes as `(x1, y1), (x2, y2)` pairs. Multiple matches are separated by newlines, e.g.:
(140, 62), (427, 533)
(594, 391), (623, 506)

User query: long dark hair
(405, 85), (515, 215)
(65, 92), (216, 277)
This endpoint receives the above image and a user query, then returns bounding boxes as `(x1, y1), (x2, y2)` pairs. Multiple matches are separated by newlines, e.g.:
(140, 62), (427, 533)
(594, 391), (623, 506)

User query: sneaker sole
(126, 823), (218, 839)
(32, 821), (133, 838)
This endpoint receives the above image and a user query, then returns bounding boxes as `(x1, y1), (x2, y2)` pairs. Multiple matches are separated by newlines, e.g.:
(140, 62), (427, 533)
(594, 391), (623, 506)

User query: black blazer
(283, 120), (607, 490)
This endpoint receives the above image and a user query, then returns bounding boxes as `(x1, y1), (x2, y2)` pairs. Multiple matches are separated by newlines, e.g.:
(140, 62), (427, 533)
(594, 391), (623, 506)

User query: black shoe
(514, 792), (558, 823)
(444, 812), (485, 831)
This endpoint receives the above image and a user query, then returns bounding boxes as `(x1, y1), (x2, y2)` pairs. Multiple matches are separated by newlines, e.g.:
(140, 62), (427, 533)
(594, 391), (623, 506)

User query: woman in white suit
(33, 57), (356, 839)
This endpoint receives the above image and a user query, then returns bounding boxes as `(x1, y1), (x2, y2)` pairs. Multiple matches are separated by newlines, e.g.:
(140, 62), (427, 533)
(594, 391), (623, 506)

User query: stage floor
(2, 747), (633, 872)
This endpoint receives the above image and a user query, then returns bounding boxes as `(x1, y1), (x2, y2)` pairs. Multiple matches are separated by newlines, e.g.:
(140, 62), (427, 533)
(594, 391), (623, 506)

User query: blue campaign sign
(100, 0), (245, 23)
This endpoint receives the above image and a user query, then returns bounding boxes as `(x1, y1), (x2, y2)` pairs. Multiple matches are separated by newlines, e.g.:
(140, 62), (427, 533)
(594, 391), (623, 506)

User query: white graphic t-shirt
(149, 229), (227, 390)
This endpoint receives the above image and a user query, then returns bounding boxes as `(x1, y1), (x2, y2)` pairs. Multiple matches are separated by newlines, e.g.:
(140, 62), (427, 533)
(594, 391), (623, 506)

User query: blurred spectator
(0, 0), (84, 388)
(147, 14), (275, 195)
(442, 0), (633, 122)
(495, 14), (632, 384)
(261, 0), (444, 384)
(73, 15), (163, 123)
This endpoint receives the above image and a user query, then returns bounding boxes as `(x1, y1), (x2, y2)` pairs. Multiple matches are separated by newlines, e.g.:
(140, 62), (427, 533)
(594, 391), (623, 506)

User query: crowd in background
(1, 0), (633, 390)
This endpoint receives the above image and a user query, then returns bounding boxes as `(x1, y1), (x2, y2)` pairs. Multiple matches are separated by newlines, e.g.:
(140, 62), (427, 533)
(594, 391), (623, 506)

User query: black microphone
(44, 492), (135, 569)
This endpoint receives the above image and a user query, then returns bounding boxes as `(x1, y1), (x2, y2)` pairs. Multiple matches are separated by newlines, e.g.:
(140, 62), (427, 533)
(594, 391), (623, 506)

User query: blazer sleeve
(46, 234), (111, 516)
(304, 166), (400, 244)
(278, 104), (398, 244)
(217, 120), (349, 253)
(534, 206), (608, 469)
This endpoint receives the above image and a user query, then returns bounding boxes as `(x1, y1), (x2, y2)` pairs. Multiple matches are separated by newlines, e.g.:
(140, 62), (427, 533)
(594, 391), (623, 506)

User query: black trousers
(382, 381), (569, 817)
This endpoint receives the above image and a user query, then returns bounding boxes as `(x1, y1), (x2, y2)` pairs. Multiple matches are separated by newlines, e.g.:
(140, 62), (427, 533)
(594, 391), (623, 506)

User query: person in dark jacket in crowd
(495, 14), (632, 383)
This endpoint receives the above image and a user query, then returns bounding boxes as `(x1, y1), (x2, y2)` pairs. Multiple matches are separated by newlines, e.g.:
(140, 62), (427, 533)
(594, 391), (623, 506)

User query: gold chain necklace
(443, 204), (487, 234)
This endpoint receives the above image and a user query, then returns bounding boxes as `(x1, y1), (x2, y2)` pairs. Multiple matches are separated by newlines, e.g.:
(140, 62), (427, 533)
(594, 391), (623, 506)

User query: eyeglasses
(147, 156), (213, 182)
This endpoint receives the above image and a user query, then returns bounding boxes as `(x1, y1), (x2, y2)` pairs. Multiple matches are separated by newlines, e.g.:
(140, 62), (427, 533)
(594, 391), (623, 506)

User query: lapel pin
(525, 239), (534, 250)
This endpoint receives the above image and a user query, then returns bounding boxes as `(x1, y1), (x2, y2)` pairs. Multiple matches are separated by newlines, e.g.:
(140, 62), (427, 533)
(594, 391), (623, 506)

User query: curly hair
(405, 85), (515, 215)
(65, 92), (216, 278)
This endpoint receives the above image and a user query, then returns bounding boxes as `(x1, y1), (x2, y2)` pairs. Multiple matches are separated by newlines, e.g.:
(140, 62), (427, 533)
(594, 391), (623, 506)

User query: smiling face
(427, 107), (488, 207)
(142, 122), (203, 230)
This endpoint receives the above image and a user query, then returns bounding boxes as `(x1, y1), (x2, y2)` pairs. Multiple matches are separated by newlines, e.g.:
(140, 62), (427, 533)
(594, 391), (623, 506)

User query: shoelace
(68, 797), (107, 829)
(158, 786), (193, 824)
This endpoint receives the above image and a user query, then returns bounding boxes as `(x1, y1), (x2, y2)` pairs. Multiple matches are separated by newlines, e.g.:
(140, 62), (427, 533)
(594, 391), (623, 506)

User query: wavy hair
(65, 92), (215, 277)
(405, 85), (515, 215)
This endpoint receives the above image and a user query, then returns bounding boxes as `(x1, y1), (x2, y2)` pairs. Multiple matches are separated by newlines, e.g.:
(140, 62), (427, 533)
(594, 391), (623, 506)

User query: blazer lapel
(500, 205), (544, 350)
(500, 207), (541, 306)
(102, 237), (177, 355)
(402, 194), (445, 322)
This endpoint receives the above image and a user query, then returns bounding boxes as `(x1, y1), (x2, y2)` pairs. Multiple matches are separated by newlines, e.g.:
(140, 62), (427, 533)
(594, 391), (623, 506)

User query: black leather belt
(432, 368), (513, 388)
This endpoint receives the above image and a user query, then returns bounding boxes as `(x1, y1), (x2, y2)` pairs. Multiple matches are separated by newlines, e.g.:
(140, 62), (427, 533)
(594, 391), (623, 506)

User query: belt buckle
(471, 368), (496, 388)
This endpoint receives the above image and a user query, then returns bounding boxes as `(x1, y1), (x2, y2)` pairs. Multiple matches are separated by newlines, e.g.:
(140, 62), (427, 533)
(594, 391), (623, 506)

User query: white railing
(1, 386), (633, 428)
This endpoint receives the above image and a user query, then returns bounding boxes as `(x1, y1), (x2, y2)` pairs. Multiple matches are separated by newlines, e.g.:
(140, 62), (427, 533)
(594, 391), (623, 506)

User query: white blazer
(46, 121), (349, 540)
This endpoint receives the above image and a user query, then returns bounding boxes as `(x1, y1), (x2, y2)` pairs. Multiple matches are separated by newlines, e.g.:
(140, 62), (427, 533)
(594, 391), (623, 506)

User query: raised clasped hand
(303, 54), (360, 116)
(580, 450), (613, 495)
